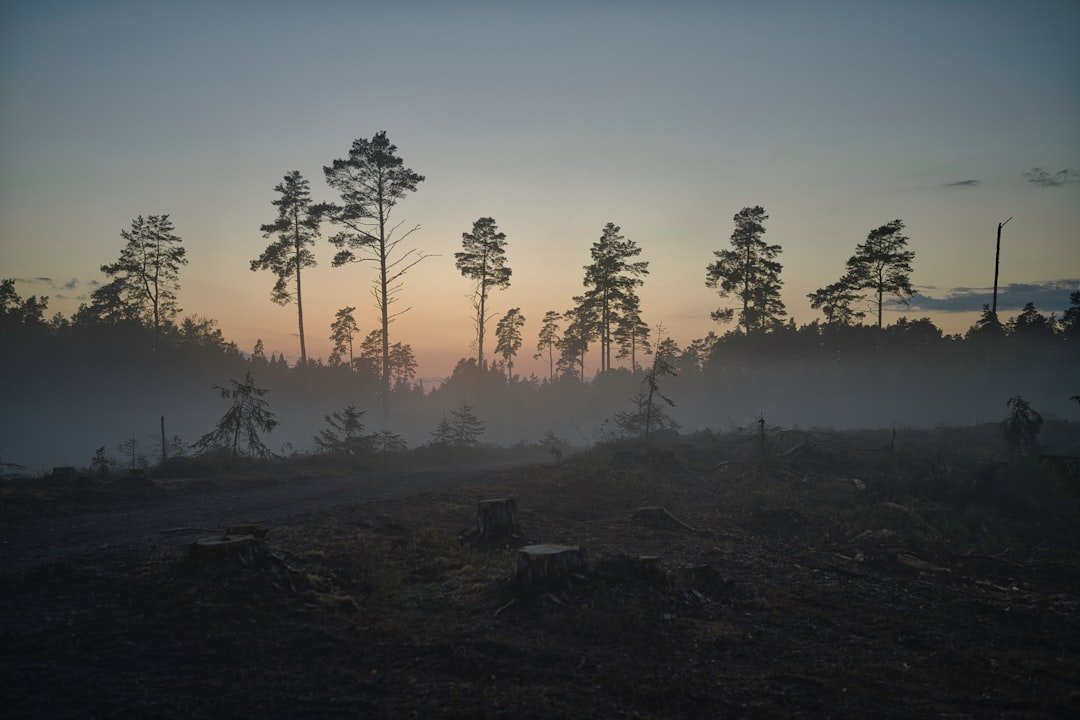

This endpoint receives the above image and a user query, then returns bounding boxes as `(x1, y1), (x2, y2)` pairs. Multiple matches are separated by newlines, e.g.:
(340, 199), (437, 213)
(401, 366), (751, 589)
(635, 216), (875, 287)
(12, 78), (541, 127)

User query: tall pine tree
(843, 219), (915, 330)
(252, 170), (320, 366)
(581, 223), (649, 373)
(321, 131), (425, 420)
(494, 307), (525, 380)
(454, 217), (511, 367)
(705, 206), (785, 334)
(100, 214), (187, 350)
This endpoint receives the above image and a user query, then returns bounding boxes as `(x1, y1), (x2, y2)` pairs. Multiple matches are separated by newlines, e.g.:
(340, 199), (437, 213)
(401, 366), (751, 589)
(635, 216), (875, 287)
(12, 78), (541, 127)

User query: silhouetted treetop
(706, 206), (785, 334)
(843, 219), (915, 330)
(320, 131), (426, 420)
(581, 223), (649, 373)
(455, 217), (512, 368)
(252, 170), (320, 366)
(99, 214), (187, 350)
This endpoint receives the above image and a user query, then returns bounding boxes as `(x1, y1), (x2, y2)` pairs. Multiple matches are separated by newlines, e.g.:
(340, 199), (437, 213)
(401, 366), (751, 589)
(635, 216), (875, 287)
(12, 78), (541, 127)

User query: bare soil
(3, 437), (1079, 718)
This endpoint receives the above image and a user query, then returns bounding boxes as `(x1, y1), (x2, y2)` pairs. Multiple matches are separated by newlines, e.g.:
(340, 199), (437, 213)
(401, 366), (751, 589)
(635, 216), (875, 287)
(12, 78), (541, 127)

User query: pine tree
(252, 171), (320, 366)
(449, 401), (485, 447)
(429, 414), (455, 446)
(389, 342), (418, 388)
(1001, 396), (1042, 457)
(329, 306), (360, 369)
(533, 310), (561, 382)
(313, 405), (375, 456)
(494, 308), (525, 379)
(1061, 291), (1080, 339)
(705, 206), (785, 334)
(455, 217), (512, 367)
(100, 214), (187, 350)
(358, 329), (383, 376)
(251, 338), (267, 365)
(557, 300), (598, 382)
(843, 219), (915, 330)
(321, 132), (426, 420)
(614, 335), (679, 439)
(581, 223), (649, 372)
(613, 292), (651, 371)
(0, 279), (49, 326)
(193, 370), (278, 458)
(372, 429), (408, 453)
(808, 279), (865, 326)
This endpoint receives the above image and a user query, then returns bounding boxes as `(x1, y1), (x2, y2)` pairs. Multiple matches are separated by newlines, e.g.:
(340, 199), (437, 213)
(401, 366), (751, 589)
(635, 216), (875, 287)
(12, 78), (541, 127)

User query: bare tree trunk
(477, 282), (486, 368)
(295, 229), (308, 367)
(379, 211), (390, 421)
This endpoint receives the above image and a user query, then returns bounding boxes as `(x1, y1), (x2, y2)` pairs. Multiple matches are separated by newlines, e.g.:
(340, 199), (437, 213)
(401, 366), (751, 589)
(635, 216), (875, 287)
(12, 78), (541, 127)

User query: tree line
(3, 129), (1078, 463)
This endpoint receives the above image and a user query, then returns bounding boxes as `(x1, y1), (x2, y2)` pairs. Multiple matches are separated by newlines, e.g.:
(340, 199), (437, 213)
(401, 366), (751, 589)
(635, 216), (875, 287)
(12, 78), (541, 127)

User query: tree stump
(465, 498), (523, 545)
(514, 544), (585, 591)
(189, 535), (260, 564)
(188, 533), (301, 593)
(636, 555), (663, 579)
(224, 523), (269, 540)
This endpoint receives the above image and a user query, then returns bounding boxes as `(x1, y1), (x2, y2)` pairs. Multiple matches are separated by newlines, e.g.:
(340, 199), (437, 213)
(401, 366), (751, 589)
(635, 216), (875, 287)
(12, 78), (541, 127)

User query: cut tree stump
(632, 506), (698, 533)
(188, 533), (301, 593)
(514, 544), (585, 591)
(224, 523), (268, 540)
(189, 535), (260, 564)
(462, 498), (524, 545)
(636, 555), (663, 579)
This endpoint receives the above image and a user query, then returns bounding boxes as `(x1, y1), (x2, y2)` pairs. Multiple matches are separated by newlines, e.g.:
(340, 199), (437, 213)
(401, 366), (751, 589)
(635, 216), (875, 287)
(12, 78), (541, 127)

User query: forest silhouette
(1, 131), (1078, 473)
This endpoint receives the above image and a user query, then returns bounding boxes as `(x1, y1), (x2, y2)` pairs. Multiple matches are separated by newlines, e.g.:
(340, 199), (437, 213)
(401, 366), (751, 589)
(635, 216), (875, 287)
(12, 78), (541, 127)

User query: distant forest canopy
(1, 131), (1077, 470)
(2, 273), (1078, 473)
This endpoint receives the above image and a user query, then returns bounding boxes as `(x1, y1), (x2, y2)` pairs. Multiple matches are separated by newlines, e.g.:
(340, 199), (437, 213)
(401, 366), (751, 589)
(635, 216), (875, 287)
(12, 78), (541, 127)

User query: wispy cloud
(901, 279), (1079, 312)
(943, 179), (978, 187)
(16, 276), (80, 292)
(1023, 167), (1078, 188)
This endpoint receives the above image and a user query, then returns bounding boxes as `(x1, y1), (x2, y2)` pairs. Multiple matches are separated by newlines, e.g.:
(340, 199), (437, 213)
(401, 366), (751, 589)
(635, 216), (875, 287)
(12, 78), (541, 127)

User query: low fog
(3, 316), (1077, 474)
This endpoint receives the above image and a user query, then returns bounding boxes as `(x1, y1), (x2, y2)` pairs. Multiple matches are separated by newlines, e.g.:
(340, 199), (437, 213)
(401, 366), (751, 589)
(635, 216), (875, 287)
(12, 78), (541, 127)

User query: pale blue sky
(2, 0), (1078, 376)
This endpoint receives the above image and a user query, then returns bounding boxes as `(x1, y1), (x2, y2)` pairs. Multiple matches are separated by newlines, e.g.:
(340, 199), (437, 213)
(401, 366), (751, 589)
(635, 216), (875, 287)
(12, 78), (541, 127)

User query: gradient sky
(2, 0), (1078, 382)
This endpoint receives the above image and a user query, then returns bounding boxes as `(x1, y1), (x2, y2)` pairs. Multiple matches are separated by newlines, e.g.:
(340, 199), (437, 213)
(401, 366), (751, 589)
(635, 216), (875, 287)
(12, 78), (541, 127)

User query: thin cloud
(944, 179), (978, 187)
(15, 276), (80, 292)
(902, 279), (1079, 313)
(1023, 167), (1078, 188)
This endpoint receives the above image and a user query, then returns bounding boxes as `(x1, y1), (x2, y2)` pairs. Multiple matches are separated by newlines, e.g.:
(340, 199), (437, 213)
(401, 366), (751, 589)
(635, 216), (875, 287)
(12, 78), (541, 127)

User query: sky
(2, 0), (1078, 382)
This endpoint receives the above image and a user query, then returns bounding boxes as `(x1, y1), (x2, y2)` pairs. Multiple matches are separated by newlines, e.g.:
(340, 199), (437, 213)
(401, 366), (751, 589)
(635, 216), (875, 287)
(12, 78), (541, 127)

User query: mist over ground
(2, 304), (1077, 474)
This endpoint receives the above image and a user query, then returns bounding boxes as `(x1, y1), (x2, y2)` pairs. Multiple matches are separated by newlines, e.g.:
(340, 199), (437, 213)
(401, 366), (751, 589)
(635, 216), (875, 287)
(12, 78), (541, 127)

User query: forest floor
(2, 428), (1080, 719)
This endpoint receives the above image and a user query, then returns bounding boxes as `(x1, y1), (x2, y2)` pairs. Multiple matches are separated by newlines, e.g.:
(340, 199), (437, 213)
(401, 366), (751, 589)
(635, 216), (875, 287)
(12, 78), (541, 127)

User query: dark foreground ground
(2, 427), (1079, 718)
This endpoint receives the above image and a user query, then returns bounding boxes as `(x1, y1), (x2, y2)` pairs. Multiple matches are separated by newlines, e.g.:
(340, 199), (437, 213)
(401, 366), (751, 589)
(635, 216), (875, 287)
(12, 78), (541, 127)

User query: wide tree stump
(636, 555), (663, 579)
(189, 535), (260, 564)
(224, 523), (269, 540)
(463, 498), (524, 545)
(188, 533), (300, 593)
(514, 544), (585, 591)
